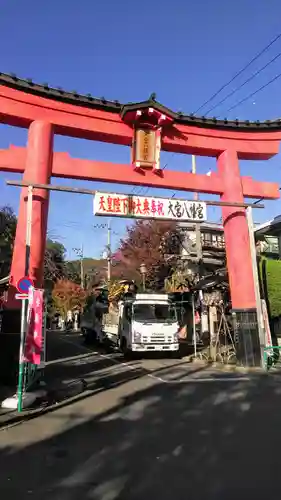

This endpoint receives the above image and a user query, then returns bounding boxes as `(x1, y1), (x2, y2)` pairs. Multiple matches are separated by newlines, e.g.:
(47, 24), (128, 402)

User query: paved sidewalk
(0, 332), (92, 426)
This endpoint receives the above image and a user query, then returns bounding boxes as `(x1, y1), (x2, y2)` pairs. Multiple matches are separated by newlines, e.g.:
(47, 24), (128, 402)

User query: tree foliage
(113, 220), (181, 290)
(52, 279), (88, 318)
(44, 240), (66, 283)
(0, 206), (17, 278)
(0, 206), (68, 284)
(64, 258), (106, 288)
(164, 270), (191, 292)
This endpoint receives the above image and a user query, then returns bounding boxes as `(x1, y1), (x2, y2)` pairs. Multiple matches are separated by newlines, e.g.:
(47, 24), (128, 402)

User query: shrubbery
(260, 258), (281, 318)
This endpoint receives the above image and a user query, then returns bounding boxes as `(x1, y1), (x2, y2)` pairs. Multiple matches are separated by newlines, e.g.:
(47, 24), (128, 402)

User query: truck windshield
(133, 303), (177, 323)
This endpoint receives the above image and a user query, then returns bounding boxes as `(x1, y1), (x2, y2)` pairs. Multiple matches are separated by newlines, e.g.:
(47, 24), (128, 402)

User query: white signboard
(93, 192), (206, 222)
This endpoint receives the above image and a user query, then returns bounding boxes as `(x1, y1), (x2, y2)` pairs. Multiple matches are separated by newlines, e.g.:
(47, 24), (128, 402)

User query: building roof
(178, 221), (223, 232)
(254, 215), (281, 237)
(1, 72), (281, 131)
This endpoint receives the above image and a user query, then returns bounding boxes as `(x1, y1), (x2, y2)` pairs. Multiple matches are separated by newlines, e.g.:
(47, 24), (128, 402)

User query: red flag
(23, 289), (43, 365)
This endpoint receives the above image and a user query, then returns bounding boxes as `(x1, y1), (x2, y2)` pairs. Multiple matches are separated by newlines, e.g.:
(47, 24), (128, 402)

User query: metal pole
(80, 244), (84, 289)
(191, 156), (202, 262)
(192, 156), (204, 344)
(17, 185), (33, 412)
(246, 206), (265, 368)
(6, 180), (265, 209)
(107, 219), (111, 283)
(192, 294), (197, 358)
(42, 296), (47, 368)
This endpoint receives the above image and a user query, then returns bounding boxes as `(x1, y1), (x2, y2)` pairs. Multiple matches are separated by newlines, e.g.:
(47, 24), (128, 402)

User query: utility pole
(191, 155), (205, 347)
(80, 244), (84, 289)
(191, 155), (202, 265)
(73, 244), (84, 288)
(107, 219), (111, 283)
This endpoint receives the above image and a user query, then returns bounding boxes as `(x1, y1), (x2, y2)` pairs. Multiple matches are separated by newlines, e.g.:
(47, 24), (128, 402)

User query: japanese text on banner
(94, 192), (206, 222)
(97, 194), (164, 217)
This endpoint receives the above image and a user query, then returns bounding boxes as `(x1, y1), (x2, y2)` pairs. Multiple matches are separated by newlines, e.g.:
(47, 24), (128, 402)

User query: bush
(261, 259), (281, 318)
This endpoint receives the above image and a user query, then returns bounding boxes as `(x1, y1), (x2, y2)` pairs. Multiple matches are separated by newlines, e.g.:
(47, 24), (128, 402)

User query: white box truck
(102, 293), (180, 357)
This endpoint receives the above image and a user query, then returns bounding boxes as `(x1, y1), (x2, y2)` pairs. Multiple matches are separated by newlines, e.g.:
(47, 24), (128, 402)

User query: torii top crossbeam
(0, 72), (281, 159)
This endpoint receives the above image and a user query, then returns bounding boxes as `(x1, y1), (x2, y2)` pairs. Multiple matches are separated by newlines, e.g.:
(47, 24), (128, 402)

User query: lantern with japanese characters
(133, 126), (160, 170)
(122, 106), (173, 172)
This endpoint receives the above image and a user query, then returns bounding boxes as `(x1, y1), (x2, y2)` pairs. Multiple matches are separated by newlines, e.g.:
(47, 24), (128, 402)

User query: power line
(194, 32), (281, 114)
(224, 70), (281, 114)
(205, 50), (281, 116)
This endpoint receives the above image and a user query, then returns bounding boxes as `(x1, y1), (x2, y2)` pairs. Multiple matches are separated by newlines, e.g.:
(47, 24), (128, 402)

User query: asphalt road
(0, 331), (280, 499)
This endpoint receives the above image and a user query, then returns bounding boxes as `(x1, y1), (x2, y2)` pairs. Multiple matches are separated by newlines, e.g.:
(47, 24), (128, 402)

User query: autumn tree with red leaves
(52, 279), (88, 318)
(112, 220), (181, 290)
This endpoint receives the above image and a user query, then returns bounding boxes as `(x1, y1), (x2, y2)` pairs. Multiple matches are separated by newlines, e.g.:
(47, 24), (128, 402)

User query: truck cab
(102, 293), (180, 357)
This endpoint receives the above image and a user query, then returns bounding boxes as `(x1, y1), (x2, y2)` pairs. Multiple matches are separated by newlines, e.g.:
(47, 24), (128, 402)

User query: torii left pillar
(0, 121), (53, 384)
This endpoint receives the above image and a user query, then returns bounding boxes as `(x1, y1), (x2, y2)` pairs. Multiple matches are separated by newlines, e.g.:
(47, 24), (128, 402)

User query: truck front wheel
(121, 338), (133, 360)
(171, 349), (182, 359)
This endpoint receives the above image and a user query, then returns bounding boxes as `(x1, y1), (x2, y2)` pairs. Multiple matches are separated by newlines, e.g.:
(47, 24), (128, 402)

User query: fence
(20, 302), (47, 394)
(264, 345), (281, 371)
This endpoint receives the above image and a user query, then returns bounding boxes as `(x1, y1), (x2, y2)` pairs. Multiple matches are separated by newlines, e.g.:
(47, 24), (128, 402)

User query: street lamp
(140, 262), (147, 291)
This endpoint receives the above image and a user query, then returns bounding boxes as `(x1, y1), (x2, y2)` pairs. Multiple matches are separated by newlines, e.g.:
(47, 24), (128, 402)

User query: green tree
(0, 206), (17, 278)
(0, 206), (68, 286)
(44, 239), (67, 285)
(64, 257), (107, 288)
(260, 258), (281, 318)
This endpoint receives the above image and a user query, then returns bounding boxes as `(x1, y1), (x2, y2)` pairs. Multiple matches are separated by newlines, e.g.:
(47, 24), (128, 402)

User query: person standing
(66, 310), (73, 330)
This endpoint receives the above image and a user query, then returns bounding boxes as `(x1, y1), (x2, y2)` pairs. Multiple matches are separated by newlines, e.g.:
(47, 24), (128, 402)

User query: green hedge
(260, 258), (281, 318)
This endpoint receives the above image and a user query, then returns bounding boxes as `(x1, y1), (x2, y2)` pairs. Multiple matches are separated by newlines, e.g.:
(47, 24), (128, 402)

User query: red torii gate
(0, 73), (280, 366)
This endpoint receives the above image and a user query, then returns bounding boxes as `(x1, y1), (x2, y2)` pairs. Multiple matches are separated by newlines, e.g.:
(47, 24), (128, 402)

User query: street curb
(175, 354), (266, 373)
(186, 356), (265, 374)
(210, 362), (265, 374)
(0, 378), (87, 429)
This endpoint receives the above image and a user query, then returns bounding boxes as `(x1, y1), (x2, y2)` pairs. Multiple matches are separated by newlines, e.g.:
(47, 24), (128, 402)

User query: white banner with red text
(93, 192), (207, 222)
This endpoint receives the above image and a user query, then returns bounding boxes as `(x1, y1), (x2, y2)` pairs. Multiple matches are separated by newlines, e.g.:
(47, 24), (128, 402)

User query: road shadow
(0, 367), (280, 499)
(45, 331), (87, 363)
(38, 356), (210, 416)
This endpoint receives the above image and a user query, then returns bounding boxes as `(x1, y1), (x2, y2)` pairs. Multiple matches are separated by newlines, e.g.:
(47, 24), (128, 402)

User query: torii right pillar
(218, 149), (260, 366)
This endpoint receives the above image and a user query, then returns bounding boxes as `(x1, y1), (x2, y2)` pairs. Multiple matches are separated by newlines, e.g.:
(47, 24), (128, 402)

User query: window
(202, 233), (211, 245)
(202, 232), (225, 248)
(133, 304), (177, 323)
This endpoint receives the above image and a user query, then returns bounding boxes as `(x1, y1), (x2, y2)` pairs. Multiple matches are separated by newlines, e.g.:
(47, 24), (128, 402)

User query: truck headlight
(173, 332), (179, 342)
(134, 331), (141, 342)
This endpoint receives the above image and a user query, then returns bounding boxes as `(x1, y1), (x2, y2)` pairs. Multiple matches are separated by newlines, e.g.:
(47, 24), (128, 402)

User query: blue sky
(1, 0), (281, 259)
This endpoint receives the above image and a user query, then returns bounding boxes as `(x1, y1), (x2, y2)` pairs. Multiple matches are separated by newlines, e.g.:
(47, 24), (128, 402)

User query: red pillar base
(232, 309), (261, 367)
